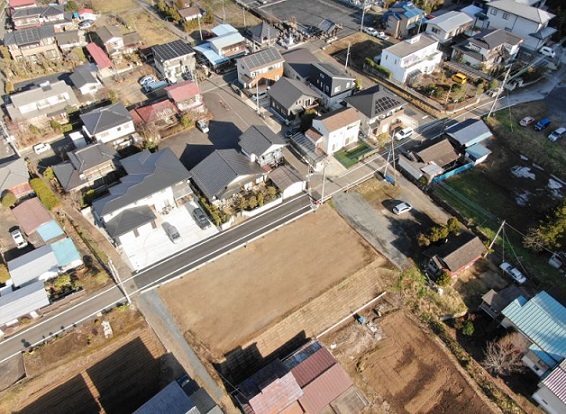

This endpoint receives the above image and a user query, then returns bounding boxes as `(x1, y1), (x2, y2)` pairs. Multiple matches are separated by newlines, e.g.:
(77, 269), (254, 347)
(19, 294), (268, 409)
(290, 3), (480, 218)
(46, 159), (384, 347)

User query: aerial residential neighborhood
(0, 0), (565, 413)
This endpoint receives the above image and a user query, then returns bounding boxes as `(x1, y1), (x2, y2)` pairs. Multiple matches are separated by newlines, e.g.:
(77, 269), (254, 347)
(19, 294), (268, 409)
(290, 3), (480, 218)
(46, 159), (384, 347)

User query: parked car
(394, 127), (413, 141)
(363, 27), (379, 37)
(33, 142), (50, 154)
(534, 118), (551, 131)
(451, 73), (467, 84)
(78, 19), (94, 29)
(548, 127), (566, 142)
(393, 201), (412, 215)
(164, 223), (181, 243)
(539, 46), (556, 59)
(10, 228), (28, 249)
(143, 79), (168, 92)
(499, 262), (527, 284)
(192, 207), (211, 229)
(196, 120), (209, 133)
(519, 116), (535, 127)
(138, 75), (156, 86)
(376, 32), (389, 40)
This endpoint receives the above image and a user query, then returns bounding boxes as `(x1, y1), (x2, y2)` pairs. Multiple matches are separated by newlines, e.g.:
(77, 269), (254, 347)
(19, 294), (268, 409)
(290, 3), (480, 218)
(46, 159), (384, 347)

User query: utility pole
(344, 42), (351, 71)
(486, 220), (506, 255)
(319, 160), (327, 206)
(197, 14), (203, 41)
(108, 259), (132, 305)
(360, 1), (368, 32)
(488, 65), (512, 118)
(256, 81), (260, 114)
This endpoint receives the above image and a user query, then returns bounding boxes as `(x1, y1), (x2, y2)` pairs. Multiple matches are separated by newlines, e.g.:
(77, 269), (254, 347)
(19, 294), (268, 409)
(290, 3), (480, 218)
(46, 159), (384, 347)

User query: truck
(143, 79), (168, 93)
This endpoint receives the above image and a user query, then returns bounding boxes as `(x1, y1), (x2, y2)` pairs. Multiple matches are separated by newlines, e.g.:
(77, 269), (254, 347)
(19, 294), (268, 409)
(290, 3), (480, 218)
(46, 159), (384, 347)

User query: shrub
(61, 124), (73, 133)
(50, 120), (62, 131)
(53, 273), (72, 289)
(1, 192), (17, 208)
(461, 320), (475, 336)
(364, 58), (392, 79)
(257, 192), (264, 207)
(29, 125), (40, 135)
(436, 271), (452, 286)
(30, 178), (60, 210)
(199, 196), (222, 226)
(43, 166), (55, 181)
(248, 195), (257, 209)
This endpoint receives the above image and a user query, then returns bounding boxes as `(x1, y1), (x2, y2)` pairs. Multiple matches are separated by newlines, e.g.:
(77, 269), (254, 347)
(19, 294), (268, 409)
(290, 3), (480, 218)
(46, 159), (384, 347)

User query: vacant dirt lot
(324, 311), (498, 414)
(160, 206), (379, 358)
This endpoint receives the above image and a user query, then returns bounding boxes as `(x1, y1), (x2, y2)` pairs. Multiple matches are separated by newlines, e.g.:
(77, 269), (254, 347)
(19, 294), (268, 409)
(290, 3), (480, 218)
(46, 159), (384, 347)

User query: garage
(269, 165), (306, 200)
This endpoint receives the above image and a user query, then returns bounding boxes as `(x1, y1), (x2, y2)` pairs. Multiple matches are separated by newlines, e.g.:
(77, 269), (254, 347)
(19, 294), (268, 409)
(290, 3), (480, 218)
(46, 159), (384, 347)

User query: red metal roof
(248, 372), (303, 414)
(130, 100), (178, 124)
(298, 364), (353, 414)
(541, 361), (566, 404)
(78, 8), (94, 15)
(12, 197), (51, 235)
(279, 401), (305, 414)
(9, 0), (36, 8)
(291, 347), (337, 388)
(86, 43), (113, 69)
(165, 80), (201, 102)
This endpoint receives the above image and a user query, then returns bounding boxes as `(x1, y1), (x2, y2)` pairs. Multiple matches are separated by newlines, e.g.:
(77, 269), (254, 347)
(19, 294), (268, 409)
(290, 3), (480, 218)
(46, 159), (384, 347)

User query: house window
(319, 73), (325, 79)
(335, 85), (342, 93)
(431, 27), (440, 34)
(490, 8), (497, 16)
(502, 12), (509, 20)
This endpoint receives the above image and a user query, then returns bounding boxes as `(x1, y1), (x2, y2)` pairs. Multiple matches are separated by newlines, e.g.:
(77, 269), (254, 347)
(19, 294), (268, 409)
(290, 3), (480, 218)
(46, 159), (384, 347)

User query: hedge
(364, 58), (392, 79)
(30, 178), (60, 210)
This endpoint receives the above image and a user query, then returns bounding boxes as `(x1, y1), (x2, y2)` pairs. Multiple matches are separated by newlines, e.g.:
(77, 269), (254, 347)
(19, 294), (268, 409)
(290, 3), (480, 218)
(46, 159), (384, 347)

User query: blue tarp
(36, 220), (64, 243)
(51, 238), (82, 267)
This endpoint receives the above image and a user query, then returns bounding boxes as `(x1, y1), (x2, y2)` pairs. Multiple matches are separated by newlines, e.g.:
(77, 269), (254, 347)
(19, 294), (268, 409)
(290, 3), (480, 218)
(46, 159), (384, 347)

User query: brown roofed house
(424, 232), (485, 278)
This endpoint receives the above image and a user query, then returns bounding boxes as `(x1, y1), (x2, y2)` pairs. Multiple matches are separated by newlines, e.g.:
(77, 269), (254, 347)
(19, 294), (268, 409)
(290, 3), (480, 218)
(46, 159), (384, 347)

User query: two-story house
(11, 4), (64, 30)
(309, 62), (355, 110)
(8, 0), (36, 14)
(4, 25), (60, 62)
(344, 85), (406, 137)
(308, 107), (360, 155)
(165, 80), (205, 112)
(382, 1), (427, 38)
(193, 24), (248, 69)
(452, 28), (523, 72)
(152, 40), (196, 83)
(80, 103), (135, 145)
(70, 66), (103, 96)
(268, 77), (320, 122)
(237, 47), (284, 89)
(238, 125), (287, 167)
(381, 34), (442, 83)
(485, 0), (555, 50)
(95, 26), (123, 57)
(282, 48), (321, 83)
(244, 21), (279, 51)
(425, 11), (473, 44)
(6, 80), (79, 127)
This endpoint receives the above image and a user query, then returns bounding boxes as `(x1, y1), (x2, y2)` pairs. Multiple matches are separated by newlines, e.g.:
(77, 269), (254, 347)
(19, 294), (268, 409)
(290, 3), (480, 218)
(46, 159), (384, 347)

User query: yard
(324, 32), (391, 70)
(159, 205), (381, 359)
(334, 141), (374, 168)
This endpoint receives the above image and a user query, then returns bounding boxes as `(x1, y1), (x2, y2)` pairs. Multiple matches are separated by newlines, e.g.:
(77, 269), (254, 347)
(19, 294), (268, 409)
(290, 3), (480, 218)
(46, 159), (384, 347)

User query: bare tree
(482, 333), (529, 376)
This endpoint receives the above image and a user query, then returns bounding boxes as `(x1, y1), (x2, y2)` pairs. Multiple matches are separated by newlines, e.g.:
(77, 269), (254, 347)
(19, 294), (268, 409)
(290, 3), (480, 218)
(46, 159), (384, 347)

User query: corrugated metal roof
(0, 281), (49, 326)
(541, 360), (566, 404)
(290, 347), (337, 388)
(502, 291), (566, 366)
(36, 220), (64, 243)
(445, 119), (492, 147)
(51, 238), (82, 268)
(279, 401), (304, 414)
(209, 32), (245, 50)
(298, 364), (353, 414)
(7, 245), (59, 288)
(12, 198), (51, 235)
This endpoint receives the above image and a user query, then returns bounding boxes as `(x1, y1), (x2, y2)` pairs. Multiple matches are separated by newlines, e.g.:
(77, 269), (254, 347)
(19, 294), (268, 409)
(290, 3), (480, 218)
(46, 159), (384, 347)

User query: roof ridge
(217, 149), (240, 177)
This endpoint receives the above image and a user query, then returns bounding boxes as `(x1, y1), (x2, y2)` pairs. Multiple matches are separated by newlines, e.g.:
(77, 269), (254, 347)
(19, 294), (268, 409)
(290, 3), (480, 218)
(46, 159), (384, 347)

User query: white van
(394, 127), (413, 141)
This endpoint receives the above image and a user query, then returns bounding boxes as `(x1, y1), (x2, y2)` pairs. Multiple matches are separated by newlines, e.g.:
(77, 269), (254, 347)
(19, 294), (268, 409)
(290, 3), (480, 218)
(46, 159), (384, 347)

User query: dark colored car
(534, 118), (551, 131)
(193, 207), (211, 229)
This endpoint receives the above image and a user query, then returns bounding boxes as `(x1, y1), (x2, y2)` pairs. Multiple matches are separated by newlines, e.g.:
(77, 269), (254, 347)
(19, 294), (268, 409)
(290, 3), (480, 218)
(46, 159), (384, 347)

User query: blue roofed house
(501, 291), (566, 377)
(445, 118), (493, 152)
(36, 220), (65, 244)
(193, 24), (247, 69)
(51, 238), (83, 272)
(382, 1), (427, 39)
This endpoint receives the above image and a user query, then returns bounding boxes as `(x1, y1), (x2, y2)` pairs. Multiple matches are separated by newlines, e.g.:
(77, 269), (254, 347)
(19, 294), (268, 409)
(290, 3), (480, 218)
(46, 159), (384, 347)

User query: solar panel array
(153, 40), (194, 62)
(374, 95), (402, 114)
(242, 48), (282, 70)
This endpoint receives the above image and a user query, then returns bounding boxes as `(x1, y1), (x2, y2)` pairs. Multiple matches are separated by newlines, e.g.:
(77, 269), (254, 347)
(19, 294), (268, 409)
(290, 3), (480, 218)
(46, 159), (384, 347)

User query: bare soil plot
(160, 206), (379, 358)
(324, 32), (391, 69)
(323, 311), (498, 414)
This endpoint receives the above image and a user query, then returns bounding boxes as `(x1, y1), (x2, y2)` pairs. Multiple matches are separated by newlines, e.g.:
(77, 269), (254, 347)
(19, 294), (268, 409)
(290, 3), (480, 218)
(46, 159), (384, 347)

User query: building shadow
(207, 120), (242, 150)
(180, 143), (215, 170)
(15, 374), (99, 414)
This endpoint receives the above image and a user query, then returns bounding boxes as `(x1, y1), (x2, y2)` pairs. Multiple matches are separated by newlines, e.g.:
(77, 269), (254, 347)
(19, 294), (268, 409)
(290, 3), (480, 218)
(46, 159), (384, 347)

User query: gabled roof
(51, 237), (82, 269)
(190, 149), (266, 200)
(540, 360), (566, 405)
(0, 157), (29, 194)
(9, 0), (36, 8)
(487, 0), (555, 24)
(0, 281), (49, 326)
(80, 103), (132, 135)
(209, 32), (245, 50)
(427, 11), (473, 32)
(8, 80), (77, 110)
(383, 1), (425, 20)
(12, 197), (51, 235)
(96, 25), (122, 44)
(86, 42), (113, 69)
(314, 107), (360, 132)
(211, 23), (238, 37)
(152, 40), (194, 62)
(105, 205), (156, 238)
(239, 125), (287, 157)
(92, 148), (191, 217)
(123, 32), (142, 46)
(289, 347), (337, 388)
(463, 28), (523, 51)
(238, 47), (283, 72)
(130, 100), (178, 124)
(311, 62), (353, 81)
(268, 165), (304, 191)
(344, 85), (405, 119)
(70, 69), (99, 89)
(68, 143), (117, 173)
(268, 77), (320, 110)
(7, 245), (59, 288)
(55, 29), (79, 45)
(297, 363), (353, 413)
(481, 285), (523, 314)
(4, 25), (55, 46)
(502, 291), (566, 366)
(424, 232), (485, 272)
(415, 138), (460, 167)
(36, 220), (64, 243)
(445, 118), (492, 147)
(178, 6), (202, 19)
(283, 48), (321, 80)
(165, 80), (201, 102)
(12, 4), (63, 19)
(245, 21), (279, 43)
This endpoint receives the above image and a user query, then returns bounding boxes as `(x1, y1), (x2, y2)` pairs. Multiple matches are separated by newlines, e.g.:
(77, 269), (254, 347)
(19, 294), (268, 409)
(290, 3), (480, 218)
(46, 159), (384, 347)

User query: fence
(432, 162), (474, 183)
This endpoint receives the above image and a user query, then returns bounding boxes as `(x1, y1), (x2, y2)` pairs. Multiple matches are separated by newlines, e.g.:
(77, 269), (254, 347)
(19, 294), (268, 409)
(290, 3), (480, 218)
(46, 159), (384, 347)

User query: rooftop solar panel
(374, 96), (402, 113)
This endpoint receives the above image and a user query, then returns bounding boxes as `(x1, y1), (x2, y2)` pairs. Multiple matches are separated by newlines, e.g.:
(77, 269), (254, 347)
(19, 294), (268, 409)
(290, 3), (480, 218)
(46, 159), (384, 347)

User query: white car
(363, 27), (379, 37)
(394, 127), (413, 141)
(499, 262), (527, 284)
(196, 120), (209, 133)
(376, 32), (389, 40)
(393, 201), (412, 215)
(548, 127), (566, 142)
(10, 228), (28, 249)
(138, 75), (156, 86)
(539, 46), (556, 59)
(33, 142), (50, 154)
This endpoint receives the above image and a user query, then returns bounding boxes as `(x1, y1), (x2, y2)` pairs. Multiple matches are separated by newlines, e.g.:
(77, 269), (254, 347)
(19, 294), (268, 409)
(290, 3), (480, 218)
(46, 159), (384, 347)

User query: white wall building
(425, 11), (473, 43)
(309, 107), (360, 155)
(80, 103), (135, 145)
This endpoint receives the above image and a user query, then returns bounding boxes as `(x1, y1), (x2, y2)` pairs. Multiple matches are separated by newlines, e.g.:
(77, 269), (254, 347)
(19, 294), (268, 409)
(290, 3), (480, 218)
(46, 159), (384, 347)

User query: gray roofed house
(310, 62), (355, 109)
(52, 143), (119, 192)
(0, 157), (31, 198)
(268, 165), (306, 200)
(414, 138), (460, 167)
(238, 125), (287, 167)
(55, 29), (81, 51)
(282, 48), (321, 82)
(70, 69), (102, 96)
(80, 102), (134, 143)
(3, 25), (55, 46)
(8, 245), (60, 288)
(190, 149), (266, 203)
(479, 285), (523, 319)
(425, 11), (473, 43)
(104, 205), (156, 239)
(445, 118), (492, 148)
(92, 148), (191, 218)
(268, 77), (321, 121)
(0, 281), (50, 327)
(244, 21), (279, 48)
(96, 25), (122, 45)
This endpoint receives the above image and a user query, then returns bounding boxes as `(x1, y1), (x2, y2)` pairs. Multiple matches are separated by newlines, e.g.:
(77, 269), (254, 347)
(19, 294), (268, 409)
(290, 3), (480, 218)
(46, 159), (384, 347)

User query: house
(6, 80), (79, 127)
(424, 232), (486, 277)
(152, 40), (196, 83)
(236, 47), (284, 89)
(78, 8), (97, 21)
(479, 285), (523, 319)
(282, 48), (321, 83)
(190, 149), (266, 205)
(445, 118), (492, 149)
(238, 125), (287, 167)
(485, 0), (556, 50)
(268, 77), (320, 122)
(452, 28), (523, 72)
(8, 245), (59, 287)
(178, 7), (202, 22)
(52, 143), (119, 193)
(500, 291), (566, 376)
(533, 360), (566, 414)
(309, 62), (355, 110)
(290, 132), (327, 172)
(85, 42), (114, 78)
(165, 80), (204, 112)
(381, 34), (442, 83)
(55, 30), (81, 53)
(268, 165), (306, 200)
(399, 138), (461, 182)
(0, 157), (32, 199)
(50, 237), (83, 272)
(130, 100), (179, 129)
(382, 1), (427, 38)
(164, 0), (190, 7)
(3, 25), (60, 62)
(70, 68), (103, 96)
(193, 24), (247, 68)
(95, 25), (123, 57)
(8, 0), (37, 12)
(121, 32), (143, 55)
(425, 11), (473, 43)
(244, 21), (279, 50)
(12, 197), (51, 236)
(344, 85), (406, 137)
(80, 103), (135, 145)
(0, 281), (49, 330)
(308, 107), (360, 155)
(465, 143), (492, 165)
(11, 4), (64, 30)
(36, 220), (64, 244)
(92, 149), (193, 245)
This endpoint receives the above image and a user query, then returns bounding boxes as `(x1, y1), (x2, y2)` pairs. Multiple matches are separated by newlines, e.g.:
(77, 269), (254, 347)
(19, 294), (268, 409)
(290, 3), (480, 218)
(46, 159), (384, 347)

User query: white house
(381, 34), (442, 84)
(70, 67), (103, 96)
(486, 0), (556, 50)
(236, 47), (284, 89)
(152, 40), (196, 83)
(425, 11), (473, 43)
(308, 107), (360, 155)
(80, 103), (135, 145)
(7, 245), (59, 288)
(238, 125), (287, 167)
(533, 360), (566, 414)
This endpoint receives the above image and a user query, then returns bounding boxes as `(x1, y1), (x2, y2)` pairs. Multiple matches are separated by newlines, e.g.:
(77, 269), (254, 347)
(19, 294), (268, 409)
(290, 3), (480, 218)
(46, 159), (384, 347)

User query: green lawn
(334, 141), (373, 168)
